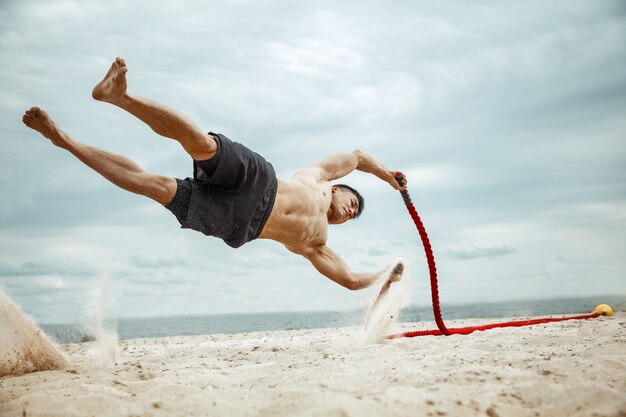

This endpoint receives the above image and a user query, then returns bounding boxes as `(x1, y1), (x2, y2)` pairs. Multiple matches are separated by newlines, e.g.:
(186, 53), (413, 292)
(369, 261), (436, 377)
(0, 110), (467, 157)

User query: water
(41, 295), (625, 343)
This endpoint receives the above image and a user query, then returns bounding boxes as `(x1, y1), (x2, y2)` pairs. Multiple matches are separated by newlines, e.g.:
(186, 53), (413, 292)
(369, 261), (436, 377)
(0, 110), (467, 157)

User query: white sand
(1, 313), (624, 417)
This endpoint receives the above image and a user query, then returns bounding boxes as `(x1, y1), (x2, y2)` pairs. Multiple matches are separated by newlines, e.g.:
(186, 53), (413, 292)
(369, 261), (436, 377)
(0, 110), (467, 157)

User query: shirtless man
(22, 58), (407, 291)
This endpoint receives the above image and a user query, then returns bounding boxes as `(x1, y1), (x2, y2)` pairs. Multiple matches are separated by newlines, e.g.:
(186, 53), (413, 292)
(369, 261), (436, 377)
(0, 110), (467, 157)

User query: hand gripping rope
(385, 172), (613, 339)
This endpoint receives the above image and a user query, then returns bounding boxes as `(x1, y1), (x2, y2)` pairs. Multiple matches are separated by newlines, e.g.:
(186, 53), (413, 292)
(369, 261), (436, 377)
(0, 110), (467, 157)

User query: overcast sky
(1, 0), (625, 324)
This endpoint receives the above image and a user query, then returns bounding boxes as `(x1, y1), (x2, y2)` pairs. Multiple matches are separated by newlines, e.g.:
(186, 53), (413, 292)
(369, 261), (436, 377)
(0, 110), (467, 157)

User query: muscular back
(259, 168), (332, 254)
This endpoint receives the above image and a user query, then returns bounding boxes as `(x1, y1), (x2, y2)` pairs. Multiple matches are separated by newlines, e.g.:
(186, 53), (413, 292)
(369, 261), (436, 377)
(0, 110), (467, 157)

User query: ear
(331, 185), (339, 193)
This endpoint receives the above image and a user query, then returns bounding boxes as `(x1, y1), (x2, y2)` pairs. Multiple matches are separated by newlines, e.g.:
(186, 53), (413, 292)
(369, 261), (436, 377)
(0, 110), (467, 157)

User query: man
(22, 58), (407, 291)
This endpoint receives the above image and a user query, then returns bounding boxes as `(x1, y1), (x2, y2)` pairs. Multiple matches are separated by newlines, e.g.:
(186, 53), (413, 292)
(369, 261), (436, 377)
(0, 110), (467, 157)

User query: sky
(0, 0), (625, 324)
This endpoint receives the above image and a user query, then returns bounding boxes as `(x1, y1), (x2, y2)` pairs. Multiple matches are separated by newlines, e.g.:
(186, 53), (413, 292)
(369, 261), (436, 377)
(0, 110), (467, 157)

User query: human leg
(92, 57), (217, 161)
(22, 107), (177, 205)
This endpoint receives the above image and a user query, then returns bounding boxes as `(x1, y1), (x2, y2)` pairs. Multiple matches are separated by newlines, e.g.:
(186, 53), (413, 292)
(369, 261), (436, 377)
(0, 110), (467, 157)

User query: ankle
(54, 130), (74, 150)
(116, 93), (134, 107)
(108, 94), (133, 110)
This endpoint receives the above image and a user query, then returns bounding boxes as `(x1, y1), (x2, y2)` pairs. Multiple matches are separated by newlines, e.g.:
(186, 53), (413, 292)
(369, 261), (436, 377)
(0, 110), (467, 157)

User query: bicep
(311, 152), (358, 181)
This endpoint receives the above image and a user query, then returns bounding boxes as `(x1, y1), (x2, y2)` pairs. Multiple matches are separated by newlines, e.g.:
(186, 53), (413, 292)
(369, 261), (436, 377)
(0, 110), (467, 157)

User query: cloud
(0, 260), (100, 278)
(367, 247), (389, 257)
(403, 166), (460, 189)
(1, 0), (625, 323)
(444, 245), (515, 260)
(128, 255), (188, 269)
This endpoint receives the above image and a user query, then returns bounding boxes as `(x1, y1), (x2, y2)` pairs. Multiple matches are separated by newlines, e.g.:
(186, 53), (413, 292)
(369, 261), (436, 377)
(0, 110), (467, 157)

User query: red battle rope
(386, 173), (605, 339)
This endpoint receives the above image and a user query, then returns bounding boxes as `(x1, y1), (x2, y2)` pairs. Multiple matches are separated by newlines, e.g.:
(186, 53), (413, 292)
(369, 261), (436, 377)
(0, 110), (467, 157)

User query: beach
(1, 313), (624, 417)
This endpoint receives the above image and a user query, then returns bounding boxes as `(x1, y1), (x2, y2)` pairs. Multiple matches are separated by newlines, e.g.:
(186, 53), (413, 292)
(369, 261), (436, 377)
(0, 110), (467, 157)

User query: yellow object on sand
(594, 304), (614, 316)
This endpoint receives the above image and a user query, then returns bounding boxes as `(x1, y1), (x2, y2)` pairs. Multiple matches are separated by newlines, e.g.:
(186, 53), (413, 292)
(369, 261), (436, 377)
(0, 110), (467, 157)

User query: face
(327, 186), (359, 225)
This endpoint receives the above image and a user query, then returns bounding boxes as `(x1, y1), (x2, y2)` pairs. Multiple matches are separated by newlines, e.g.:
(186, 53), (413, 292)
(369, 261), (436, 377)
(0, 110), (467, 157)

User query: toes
(22, 115), (32, 126)
(111, 57), (127, 75)
(25, 107), (46, 120)
(115, 58), (128, 74)
(114, 57), (127, 74)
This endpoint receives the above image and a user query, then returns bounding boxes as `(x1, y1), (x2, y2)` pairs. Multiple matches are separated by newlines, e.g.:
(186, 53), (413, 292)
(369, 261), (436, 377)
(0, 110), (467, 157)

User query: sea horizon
(40, 294), (626, 343)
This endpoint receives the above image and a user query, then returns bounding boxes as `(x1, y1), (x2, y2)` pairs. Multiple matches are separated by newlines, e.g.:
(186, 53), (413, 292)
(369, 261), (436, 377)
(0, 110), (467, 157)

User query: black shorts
(165, 133), (277, 248)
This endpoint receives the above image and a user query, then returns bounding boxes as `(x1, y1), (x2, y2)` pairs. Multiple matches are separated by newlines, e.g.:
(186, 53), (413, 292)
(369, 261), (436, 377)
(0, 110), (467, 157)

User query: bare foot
(92, 57), (128, 103)
(22, 107), (70, 148)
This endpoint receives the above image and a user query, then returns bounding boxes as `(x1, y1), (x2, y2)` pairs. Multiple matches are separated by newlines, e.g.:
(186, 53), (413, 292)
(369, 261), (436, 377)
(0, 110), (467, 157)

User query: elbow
(344, 278), (365, 291)
(351, 150), (365, 169)
(352, 149), (365, 160)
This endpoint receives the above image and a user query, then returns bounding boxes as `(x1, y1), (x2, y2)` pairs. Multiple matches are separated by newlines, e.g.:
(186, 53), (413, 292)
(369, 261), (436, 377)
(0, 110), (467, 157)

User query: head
(327, 184), (365, 225)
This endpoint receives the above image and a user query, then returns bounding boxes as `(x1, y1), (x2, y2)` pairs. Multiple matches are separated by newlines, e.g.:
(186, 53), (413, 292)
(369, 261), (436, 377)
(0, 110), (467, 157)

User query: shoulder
(291, 166), (324, 183)
(290, 167), (334, 194)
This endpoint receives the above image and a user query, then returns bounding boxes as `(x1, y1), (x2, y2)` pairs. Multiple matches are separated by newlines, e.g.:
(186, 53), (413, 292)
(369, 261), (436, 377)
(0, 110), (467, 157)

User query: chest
(270, 181), (330, 245)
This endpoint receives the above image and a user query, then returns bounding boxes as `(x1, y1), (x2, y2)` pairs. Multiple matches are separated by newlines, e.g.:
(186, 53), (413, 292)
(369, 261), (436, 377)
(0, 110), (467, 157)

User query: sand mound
(0, 288), (69, 377)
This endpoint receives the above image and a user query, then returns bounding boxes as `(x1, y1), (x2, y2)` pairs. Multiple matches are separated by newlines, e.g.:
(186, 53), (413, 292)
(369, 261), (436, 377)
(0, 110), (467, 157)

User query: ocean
(41, 295), (625, 344)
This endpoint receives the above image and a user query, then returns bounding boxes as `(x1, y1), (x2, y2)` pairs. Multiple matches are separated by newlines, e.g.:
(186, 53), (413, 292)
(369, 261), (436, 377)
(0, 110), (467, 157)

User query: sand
(0, 289), (68, 377)
(0, 313), (624, 417)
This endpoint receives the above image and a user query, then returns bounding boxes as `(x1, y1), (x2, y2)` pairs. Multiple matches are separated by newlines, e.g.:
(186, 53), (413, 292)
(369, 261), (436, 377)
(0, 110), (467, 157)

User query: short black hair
(336, 184), (364, 219)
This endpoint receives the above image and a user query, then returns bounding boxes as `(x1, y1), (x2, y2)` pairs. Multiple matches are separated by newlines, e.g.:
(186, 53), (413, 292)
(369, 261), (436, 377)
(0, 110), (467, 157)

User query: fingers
(393, 171), (408, 189)
(389, 262), (404, 282)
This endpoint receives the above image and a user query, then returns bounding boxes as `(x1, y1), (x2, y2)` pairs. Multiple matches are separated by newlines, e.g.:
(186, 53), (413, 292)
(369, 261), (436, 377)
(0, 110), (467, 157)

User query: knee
(186, 132), (218, 161)
(143, 175), (177, 205)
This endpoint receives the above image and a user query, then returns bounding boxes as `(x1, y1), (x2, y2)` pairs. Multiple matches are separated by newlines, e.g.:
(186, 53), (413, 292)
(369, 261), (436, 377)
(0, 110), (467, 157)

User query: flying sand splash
(0, 288), (69, 377)
(85, 281), (118, 367)
(362, 260), (410, 344)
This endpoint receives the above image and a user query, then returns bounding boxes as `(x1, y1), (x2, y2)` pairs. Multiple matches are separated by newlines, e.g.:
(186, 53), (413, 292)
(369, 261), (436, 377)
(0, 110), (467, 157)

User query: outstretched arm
(309, 150), (406, 190)
(303, 244), (386, 290)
